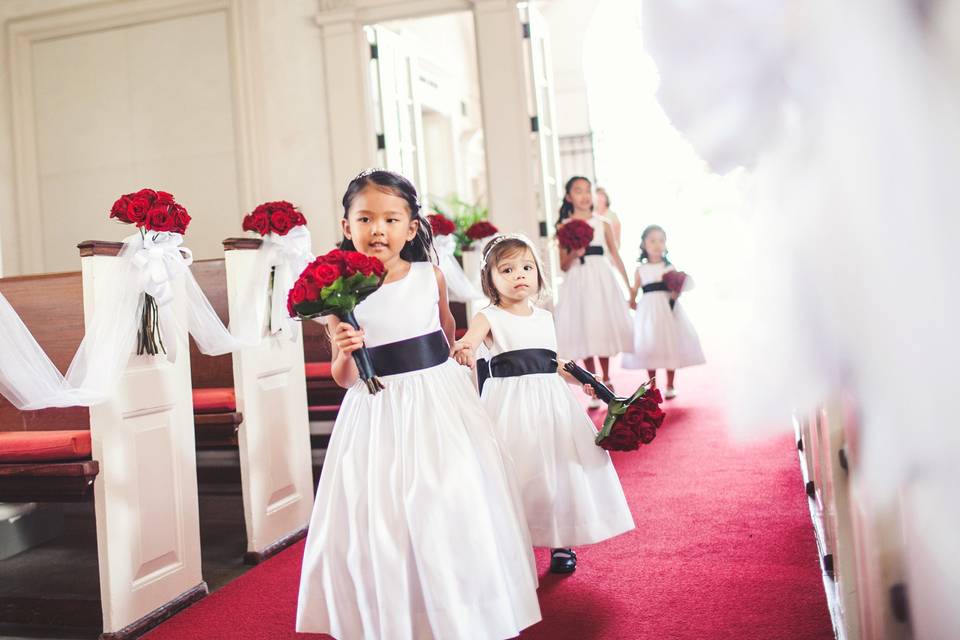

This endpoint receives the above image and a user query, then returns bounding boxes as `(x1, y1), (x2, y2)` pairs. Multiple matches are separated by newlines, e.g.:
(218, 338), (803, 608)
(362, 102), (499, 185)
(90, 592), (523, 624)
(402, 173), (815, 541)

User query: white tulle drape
(1, 231), (244, 409)
(230, 226), (314, 343)
(642, 0), (960, 503)
(433, 235), (485, 303)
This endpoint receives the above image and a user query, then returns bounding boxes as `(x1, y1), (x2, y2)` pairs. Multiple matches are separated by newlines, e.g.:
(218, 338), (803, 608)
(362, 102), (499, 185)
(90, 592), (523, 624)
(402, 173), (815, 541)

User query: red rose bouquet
(242, 201), (307, 237)
(563, 361), (665, 451)
(110, 188), (191, 235)
(428, 213), (456, 236)
(109, 188), (192, 355)
(662, 270), (690, 311)
(288, 249), (386, 393)
(557, 218), (594, 264)
(466, 221), (498, 242)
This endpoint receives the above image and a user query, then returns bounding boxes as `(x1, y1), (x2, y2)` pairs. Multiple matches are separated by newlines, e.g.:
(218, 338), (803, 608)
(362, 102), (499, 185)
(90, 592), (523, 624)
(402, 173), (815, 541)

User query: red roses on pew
(242, 201), (307, 237)
(428, 213), (456, 237)
(288, 249), (386, 394)
(110, 188), (191, 235)
(466, 221), (499, 242)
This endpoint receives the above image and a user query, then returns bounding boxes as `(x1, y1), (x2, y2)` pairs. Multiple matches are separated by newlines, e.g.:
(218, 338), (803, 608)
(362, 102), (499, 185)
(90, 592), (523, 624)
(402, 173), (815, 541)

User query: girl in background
(623, 224), (705, 399)
(554, 176), (633, 408)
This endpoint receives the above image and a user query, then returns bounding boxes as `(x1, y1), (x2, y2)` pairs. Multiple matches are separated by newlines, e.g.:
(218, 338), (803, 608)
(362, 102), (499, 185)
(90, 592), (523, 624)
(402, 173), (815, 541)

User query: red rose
(663, 270), (687, 294)
(600, 425), (640, 451)
(318, 249), (347, 268)
(428, 213), (456, 236)
(312, 263), (341, 288)
(146, 205), (175, 232)
(367, 256), (385, 277)
(127, 194), (153, 225)
(289, 209), (307, 227)
(344, 252), (371, 276)
(270, 210), (294, 235)
(171, 204), (191, 234)
(466, 221), (498, 241)
(243, 212), (271, 236)
(155, 191), (175, 206)
(557, 218), (594, 251)
(110, 194), (133, 223)
(638, 426), (657, 444)
(288, 279), (309, 315)
(135, 188), (158, 204)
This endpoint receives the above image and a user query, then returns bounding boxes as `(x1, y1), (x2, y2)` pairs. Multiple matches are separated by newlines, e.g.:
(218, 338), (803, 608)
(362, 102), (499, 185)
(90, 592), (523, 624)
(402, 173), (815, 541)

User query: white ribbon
(434, 234), (485, 303)
(232, 226), (314, 344)
(0, 232), (245, 408)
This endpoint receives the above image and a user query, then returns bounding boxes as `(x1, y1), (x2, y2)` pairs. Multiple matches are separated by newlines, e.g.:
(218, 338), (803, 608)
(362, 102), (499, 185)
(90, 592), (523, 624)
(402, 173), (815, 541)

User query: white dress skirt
(479, 304), (635, 548)
(622, 261), (706, 371)
(296, 263), (541, 640)
(554, 216), (634, 361)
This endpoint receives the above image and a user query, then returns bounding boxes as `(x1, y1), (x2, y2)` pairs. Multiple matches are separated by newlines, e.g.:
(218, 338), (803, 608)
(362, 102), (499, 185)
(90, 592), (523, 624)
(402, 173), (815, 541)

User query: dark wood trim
(194, 412), (243, 448)
(222, 237), (262, 251)
(243, 527), (308, 565)
(77, 240), (124, 257)
(0, 460), (98, 503)
(99, 582), (207, 640)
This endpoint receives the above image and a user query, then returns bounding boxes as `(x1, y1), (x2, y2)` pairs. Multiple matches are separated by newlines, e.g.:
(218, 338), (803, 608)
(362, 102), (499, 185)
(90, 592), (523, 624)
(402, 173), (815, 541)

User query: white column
(316, 7), (377, 203)
(471, 0), (541, 242)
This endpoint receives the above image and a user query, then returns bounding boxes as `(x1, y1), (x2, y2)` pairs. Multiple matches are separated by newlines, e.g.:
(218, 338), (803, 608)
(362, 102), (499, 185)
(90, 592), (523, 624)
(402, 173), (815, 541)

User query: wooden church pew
(0, 271), (98, 504)
(0, 240), (206, 638)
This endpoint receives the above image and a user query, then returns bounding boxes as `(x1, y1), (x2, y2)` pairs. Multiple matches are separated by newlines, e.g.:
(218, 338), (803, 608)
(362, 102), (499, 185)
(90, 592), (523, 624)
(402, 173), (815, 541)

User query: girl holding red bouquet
(623, 225), (705, 399)
(453, 234), (634, 575)
(296, 170), (540, 640)
(554, 176), (634, 408)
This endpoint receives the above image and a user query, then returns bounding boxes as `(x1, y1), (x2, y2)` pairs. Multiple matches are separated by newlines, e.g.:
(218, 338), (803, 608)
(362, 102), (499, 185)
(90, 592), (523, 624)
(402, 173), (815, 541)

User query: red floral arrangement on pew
(557, 218), (594, 264)
(428, 213), (456, 236)
(288, 249), (386, 394)
(108, 188), (192, 355)
(110, 188), (191, 235)
(242, 201), (307, 237)
(563, 362), (665, 451)
(466, 220), (499, 242)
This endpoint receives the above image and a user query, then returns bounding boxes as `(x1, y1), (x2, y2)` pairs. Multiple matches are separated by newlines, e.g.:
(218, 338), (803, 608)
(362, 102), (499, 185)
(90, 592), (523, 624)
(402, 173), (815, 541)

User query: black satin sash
(367, 330), (449, 376)
(584, 246), (604, 256)
(476, 348), (557, 394)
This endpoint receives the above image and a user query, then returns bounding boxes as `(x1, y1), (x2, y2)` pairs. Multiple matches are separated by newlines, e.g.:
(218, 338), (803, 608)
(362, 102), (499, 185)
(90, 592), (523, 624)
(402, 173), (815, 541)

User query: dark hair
(557, 176), (592, 227)
(339, 169), (434, 263)
(638, 224), (670, 264)
(480, 237), (546, 306)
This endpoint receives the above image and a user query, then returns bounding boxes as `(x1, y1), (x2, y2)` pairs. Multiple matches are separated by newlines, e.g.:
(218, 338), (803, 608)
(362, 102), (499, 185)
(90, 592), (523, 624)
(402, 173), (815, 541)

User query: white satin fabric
(296, 261), (540, 639)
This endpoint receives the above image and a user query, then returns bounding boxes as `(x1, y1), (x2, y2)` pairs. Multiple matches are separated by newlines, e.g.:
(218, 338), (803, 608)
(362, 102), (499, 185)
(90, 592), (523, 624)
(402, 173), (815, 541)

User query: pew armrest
(0, 460), (99, 503)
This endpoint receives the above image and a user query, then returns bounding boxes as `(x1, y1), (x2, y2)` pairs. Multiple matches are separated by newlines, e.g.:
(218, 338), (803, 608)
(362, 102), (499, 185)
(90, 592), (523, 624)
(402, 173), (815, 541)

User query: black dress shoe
(550, 548), (577, 574)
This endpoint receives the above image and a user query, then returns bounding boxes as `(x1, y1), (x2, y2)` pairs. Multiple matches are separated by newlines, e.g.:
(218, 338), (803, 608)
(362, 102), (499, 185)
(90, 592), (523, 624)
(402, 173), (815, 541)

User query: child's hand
(583, 384), (597, 398)
(629, 298), (637, 310)
(333, 322), (365, 356)
(452, 341), (476, 368)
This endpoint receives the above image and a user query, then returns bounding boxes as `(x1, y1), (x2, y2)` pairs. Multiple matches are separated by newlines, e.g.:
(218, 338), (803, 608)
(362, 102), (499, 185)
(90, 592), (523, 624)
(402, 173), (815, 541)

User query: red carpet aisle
(144, 363), (833, 640)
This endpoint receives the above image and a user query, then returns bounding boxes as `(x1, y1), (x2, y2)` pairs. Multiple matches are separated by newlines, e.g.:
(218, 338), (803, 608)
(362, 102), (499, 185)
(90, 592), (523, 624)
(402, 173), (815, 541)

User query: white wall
(0, 0), (339, 276)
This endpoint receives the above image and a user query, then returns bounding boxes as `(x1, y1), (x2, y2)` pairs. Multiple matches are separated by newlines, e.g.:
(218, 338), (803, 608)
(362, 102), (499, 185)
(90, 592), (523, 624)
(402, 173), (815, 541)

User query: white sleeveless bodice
(353, 262), (442, 347)
(478, 304), (557, 356)
(637, 261), (673, 285)
(586, 216), (608, 252)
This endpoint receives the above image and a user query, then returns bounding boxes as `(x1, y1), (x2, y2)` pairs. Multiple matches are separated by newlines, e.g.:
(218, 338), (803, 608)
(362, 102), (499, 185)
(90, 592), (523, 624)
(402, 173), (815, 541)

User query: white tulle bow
(434, 234), (484, 303)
